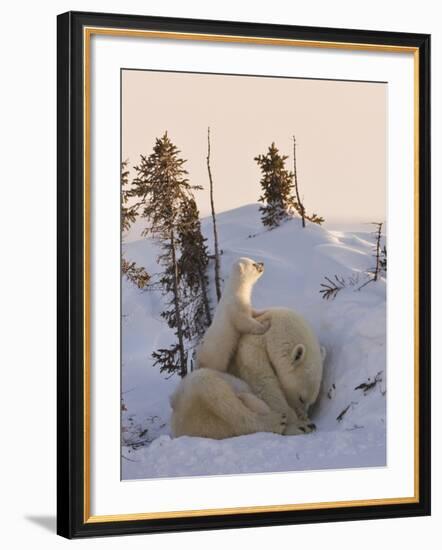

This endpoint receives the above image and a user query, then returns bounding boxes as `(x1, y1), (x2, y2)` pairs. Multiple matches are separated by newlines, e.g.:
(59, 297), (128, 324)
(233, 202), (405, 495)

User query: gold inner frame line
(83, 26), (420, 524)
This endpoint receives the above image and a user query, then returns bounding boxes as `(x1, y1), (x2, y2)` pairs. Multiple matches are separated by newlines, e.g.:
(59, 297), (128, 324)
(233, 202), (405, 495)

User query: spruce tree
(152, 196), (212, 376)
(121, 160), (139, 232)
(132, 133), (210, 377)
(255, 143), (295, 228)
(176, 196), (212, 331)
(121, 160), (150, 288)
(121, 259), (150, 289)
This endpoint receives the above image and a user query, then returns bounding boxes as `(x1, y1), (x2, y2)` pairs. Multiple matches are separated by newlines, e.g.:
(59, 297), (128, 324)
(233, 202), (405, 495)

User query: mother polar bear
(170, 259), (325, 439)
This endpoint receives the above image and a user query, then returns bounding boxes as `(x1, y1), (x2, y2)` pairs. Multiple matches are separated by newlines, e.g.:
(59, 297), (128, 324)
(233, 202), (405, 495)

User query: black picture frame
(57, 10), (431, 539)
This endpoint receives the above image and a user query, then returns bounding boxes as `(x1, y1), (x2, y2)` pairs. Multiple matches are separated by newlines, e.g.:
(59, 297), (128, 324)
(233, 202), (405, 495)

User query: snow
(121, 204), (386, 480)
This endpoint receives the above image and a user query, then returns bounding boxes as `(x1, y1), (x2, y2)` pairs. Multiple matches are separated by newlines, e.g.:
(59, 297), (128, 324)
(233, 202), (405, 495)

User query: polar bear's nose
(257, 262), (264, 272)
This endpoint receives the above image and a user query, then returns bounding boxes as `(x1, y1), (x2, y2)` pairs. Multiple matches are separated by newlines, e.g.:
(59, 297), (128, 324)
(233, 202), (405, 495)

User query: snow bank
(122, 204), (386, 479)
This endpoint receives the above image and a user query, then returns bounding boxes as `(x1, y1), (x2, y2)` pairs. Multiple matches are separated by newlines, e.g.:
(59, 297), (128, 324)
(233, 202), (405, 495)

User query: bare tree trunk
(207, 127), (222, 302)
(293, 135), (306, 228)
(373, 222), (383, 281)
(198, 266), (212, 325)
(169, 228), (187, 377)
(357, 221), (384, 291)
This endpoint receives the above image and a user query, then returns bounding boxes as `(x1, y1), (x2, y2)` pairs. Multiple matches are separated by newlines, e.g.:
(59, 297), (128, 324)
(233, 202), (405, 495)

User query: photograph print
(120, 68), (387, 480)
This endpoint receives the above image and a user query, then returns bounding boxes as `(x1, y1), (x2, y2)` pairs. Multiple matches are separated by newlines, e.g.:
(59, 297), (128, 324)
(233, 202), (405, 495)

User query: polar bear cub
(231, 307), (325, 430)
(170, 368), (287, 439)
(195, 257), (270, 372)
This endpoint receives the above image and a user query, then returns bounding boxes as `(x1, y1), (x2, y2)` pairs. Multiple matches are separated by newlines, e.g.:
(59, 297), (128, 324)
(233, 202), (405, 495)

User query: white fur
(170, 308), (324, 439)
(231, 308), (325, 432)
(170, 369), (287, 439)
(195, 257), (270, 372)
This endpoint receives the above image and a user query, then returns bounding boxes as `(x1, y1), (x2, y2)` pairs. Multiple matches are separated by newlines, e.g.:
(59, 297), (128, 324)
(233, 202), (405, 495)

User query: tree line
(122, 130), (324, 378)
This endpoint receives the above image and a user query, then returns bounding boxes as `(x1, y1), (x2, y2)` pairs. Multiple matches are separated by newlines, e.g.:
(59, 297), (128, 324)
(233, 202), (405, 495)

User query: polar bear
(195, 257), (270, 372)
(230, 307), (326, 432)
(170, 368), (288, 439)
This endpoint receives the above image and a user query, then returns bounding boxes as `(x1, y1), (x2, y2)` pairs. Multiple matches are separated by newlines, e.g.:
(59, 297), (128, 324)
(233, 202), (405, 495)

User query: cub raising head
(195, 256), (270, 373)
(233, 257), (265, 284)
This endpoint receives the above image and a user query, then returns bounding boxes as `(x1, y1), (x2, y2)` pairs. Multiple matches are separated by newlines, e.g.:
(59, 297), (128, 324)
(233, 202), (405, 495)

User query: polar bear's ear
(292, 344), (306, 365)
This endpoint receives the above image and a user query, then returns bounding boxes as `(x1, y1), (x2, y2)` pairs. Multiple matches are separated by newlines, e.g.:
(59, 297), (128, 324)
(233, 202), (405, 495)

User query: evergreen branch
(121, 258), (151, 289)
(319, 275), (346, 300)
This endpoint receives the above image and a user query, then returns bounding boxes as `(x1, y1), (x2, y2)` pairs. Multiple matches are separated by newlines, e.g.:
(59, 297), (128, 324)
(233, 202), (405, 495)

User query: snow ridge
(122, 204), (386, 480)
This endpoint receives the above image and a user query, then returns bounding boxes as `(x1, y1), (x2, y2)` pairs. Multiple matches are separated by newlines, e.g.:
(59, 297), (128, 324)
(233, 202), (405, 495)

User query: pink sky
(122, 69), (386, 223)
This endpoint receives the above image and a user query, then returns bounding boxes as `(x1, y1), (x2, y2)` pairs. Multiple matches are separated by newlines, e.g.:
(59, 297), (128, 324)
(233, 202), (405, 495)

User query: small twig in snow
(336, 401), (358, 422)
(319, 275), (346, 300)
(346, 424), (364, 431)
(122, 454), (140, 462)
(354, 371), (383, 395)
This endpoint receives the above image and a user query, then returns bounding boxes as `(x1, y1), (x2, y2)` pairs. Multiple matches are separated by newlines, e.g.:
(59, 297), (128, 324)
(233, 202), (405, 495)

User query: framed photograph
(57, 11), (431, 538)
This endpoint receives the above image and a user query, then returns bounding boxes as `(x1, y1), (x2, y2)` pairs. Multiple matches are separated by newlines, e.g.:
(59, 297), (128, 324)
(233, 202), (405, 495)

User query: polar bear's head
(234, 257), (265, 284)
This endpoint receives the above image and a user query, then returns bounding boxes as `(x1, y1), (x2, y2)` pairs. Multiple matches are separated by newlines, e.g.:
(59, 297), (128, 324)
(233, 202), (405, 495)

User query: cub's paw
(256, 319), (271, 334)
(294, 406), (309, 422)
(284, 423), (304, 436)
(292, 397), (309, 421)
(298, 420), (316, 434)
(265, 411), (287, 434)
(253, 309), (268, 318)
(284, 421), (316, 436)
(276, 412), (288, 434)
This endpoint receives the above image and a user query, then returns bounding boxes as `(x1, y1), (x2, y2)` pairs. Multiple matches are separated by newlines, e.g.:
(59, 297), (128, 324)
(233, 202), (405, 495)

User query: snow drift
(121, 204), (386, 479)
